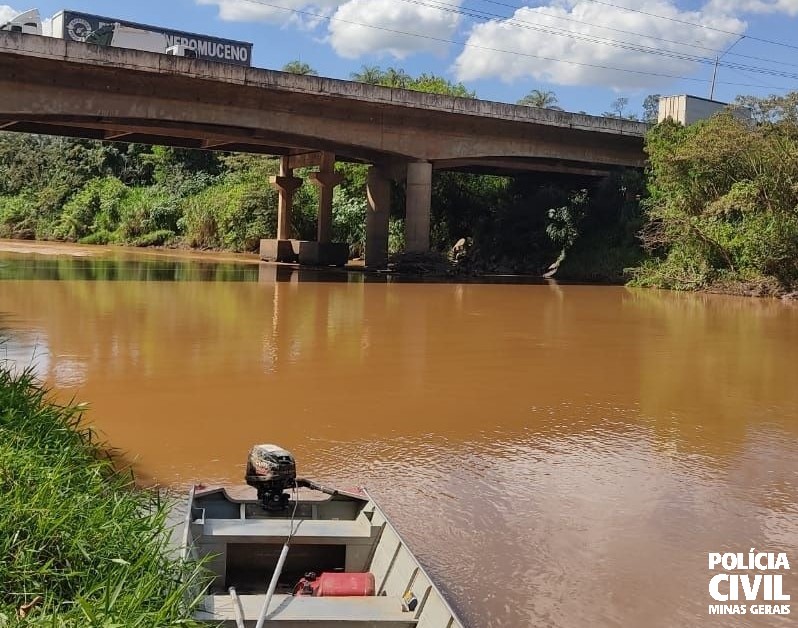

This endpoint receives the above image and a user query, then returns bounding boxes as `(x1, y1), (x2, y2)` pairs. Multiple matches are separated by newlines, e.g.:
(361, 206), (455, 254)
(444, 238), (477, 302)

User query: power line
(575, 0), (798, 52)
(403, 0), (716, 66)
(728, 67), (790, 92)
(401, 0), (792, 72)
(458, 0), (798, 69)
(234, 0), (798, 90)
(398, 0), (798, 81)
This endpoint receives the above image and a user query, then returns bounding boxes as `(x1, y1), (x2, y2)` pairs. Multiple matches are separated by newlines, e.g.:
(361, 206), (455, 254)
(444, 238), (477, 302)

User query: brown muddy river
(1, 241), (797, 627)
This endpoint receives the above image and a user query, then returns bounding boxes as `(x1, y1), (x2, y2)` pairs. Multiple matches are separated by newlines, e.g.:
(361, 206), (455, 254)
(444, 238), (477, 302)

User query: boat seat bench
(199, 518), (377, 545)
(197, 594), (418, 627)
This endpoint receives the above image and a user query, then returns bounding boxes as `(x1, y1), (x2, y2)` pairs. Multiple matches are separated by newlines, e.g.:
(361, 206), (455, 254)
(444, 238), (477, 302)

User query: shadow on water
(259, 264), (560, 285)
(0, 253), (571, 286)
(0, 256), (261, 282)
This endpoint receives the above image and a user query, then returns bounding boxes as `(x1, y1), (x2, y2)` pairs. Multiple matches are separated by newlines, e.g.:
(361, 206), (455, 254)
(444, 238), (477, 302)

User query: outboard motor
(245, 444), (296, 511)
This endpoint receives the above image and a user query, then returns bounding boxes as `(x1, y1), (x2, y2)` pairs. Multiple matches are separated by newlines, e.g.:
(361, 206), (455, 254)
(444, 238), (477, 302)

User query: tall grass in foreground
(0, 365), (207, 626)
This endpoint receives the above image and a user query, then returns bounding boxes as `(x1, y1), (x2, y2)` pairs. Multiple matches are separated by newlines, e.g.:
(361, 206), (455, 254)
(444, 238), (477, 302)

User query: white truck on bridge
(0, 8), (41, 34)
(1, 8), (252, 64)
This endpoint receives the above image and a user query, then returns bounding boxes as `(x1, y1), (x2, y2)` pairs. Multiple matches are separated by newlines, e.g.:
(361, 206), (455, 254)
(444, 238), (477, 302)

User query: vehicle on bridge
(0, 8), (41, 35)
(83, 22), (197, 58)
(1, 8), (252, 64)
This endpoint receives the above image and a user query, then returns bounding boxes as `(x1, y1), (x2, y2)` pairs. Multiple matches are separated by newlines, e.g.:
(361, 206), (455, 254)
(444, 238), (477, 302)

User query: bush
(633, 110), (798, 292)
(78, 229), (112, 245)
(130, 229), (176, 247)
(332, 190), (366, 256)
(53, 177), (127, 242)
(180, 179), (278, 251)
(116, 187), (180, 242)
(388, 218), (405, 255)
(0, 194), (36, 239)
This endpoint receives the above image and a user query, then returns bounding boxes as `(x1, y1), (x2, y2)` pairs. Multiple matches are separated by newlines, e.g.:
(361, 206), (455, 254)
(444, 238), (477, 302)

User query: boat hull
(182, 479), (465, 628)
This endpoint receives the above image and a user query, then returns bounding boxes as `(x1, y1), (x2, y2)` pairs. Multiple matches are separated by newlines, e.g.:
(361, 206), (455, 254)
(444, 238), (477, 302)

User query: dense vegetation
(0, 130), (643, 279)
(631, 93), (798, 296)
(1, 54), (794, 295)
(0, 363), (206, 626)
(348, 64), (475, 97)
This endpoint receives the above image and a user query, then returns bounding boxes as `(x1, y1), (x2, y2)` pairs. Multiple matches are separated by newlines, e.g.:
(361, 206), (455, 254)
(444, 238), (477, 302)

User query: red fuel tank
(295, 572), (376, 597)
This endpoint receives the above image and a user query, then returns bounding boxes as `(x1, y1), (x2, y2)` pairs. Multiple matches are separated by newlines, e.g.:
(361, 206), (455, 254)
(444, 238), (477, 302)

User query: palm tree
(350, 65), (384, 85)
(383, 67), (411, 88)
(281, 60), (318, 76)
(518, 89), (562, 110)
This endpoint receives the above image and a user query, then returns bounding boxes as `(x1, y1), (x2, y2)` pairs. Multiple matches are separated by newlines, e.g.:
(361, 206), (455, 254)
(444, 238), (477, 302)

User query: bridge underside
(0, 115), (620, 179)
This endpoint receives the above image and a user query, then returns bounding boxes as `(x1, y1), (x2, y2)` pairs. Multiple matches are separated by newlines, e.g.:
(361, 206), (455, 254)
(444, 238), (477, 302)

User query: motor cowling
(245, 444), (296, 510)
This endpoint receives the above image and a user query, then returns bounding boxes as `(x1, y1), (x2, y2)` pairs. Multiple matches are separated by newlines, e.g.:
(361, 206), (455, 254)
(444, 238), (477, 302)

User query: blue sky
(3, 0), (798, 116)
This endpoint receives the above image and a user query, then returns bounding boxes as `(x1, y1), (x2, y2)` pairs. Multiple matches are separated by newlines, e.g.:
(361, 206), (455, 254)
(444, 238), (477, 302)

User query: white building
(658, 95), (751, 125)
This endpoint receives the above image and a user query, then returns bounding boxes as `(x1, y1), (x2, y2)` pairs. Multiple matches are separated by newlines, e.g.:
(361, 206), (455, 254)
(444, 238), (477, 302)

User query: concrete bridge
(0, 32), (648, 267)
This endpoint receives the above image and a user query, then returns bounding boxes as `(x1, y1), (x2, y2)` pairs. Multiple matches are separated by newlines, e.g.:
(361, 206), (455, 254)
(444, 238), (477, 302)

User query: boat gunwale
(362, 486), (466, 628)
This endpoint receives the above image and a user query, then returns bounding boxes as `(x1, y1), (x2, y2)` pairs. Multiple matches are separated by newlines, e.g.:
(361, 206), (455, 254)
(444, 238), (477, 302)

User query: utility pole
(709, 35), (744, 101)
(710, 57), (719, 100)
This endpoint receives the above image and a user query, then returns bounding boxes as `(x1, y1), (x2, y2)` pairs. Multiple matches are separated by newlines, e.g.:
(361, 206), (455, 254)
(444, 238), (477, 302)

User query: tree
(642, 94), (661, 123)
(518, 89), (562, 110)
(734, 92), (798, 125)
(406, 73), (475, 98)
(281, 60), (318, 76)
(348, 65), (474, 97)
(350, 65), (384, 84)
(603, 97), (638, 120)
(382, 67), (411, 88)
(632, 109), (798, 291)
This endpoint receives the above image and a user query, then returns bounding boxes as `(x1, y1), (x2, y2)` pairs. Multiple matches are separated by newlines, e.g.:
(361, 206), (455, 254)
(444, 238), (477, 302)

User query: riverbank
(0, 363), (205, 626)
(4, 238), (796, 301)
(0, 238), (262, 265)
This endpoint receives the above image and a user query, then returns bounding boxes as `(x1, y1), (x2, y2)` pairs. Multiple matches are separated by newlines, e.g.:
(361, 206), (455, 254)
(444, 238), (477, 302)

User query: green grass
(0, 364), (208, 627)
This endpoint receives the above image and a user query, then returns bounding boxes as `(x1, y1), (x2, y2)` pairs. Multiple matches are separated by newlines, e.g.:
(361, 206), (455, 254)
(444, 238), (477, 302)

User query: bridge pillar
(365, 166), (391, 269)
(308, 153), (343, 244)
(270, 156), (302, 240)
(405, 161), (432, 253)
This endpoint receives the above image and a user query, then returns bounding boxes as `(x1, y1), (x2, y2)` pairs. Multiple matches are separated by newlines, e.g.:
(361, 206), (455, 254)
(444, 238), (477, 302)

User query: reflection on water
(1, 247), (797, 628)
(0, 255), (260, 282)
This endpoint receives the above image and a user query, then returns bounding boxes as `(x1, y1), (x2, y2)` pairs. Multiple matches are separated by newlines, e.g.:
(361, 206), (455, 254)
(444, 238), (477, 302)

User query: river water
(1, 241), (797, 627)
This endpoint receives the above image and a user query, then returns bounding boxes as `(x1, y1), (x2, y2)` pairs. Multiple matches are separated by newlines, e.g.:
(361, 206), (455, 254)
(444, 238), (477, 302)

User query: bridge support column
(308, 153), (343, 244)
(270, 157), (302, 240)
(366, 166), (391, 269)
(405, 161), (432, 253)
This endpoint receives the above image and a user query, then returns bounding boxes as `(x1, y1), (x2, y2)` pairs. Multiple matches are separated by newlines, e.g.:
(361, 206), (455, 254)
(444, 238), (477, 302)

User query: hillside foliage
(631, 94), (798, 294)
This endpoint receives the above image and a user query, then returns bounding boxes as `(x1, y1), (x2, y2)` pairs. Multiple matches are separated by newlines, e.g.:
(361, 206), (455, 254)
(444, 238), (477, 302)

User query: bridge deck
(0, 31), (647, 174)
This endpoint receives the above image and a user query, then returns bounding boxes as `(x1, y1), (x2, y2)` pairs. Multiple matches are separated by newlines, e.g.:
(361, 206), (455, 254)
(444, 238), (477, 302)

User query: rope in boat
(254, 480), (300, 628)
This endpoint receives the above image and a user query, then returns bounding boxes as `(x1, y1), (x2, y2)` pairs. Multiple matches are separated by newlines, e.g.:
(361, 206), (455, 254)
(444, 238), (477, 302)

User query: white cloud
(0, 5), (19, 24)
(328, 0), (460, 59)
(706, 0), (798, 15)
(196, 0), (346, 27)
(197, 0), (461, 59)
(452, 1), (747, 90)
